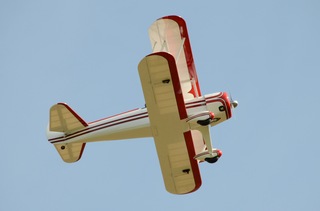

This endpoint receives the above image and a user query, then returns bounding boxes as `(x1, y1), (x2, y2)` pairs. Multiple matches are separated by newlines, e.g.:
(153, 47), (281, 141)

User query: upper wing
(148, 15), (201, 99)
(138, 52), (201, 194)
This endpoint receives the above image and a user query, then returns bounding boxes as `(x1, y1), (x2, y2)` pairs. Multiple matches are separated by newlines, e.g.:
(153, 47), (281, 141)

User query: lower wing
(138, 52), (201, 194)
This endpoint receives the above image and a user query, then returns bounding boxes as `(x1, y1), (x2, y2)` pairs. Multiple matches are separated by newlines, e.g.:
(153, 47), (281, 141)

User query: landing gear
(197, 118), (212, 126)
(196, 112), (215, 126)
(194, 149), (222, 163)
(205, 157), (219, 164)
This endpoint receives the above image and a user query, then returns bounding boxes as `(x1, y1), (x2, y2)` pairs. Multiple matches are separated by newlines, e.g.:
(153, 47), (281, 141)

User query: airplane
(46, 15), (238, 194)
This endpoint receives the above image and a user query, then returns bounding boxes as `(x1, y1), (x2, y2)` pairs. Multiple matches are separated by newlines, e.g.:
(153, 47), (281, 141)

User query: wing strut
(197, 126), (214, 155)
(176, 37), (186, 63)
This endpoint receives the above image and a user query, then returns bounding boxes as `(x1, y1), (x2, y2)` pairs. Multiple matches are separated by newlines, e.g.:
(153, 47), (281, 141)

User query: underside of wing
(138, 52), (201, 194)
(148, 15), (201, 99)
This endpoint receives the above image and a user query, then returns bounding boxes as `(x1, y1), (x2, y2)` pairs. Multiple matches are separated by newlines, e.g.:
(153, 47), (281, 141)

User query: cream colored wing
(138, 52), (201, 194)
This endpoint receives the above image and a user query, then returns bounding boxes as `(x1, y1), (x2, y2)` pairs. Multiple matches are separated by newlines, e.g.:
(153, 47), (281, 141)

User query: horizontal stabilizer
(49, 103), (88, 163)
(50, 103), (88, 134)
(54, 142), (86, 163)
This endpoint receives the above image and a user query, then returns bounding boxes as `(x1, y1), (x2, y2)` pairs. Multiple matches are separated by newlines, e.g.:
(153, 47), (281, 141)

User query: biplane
(47, 15), (238, 194)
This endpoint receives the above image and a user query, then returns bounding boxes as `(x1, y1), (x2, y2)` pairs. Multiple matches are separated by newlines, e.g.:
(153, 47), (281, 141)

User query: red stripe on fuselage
(88, 108), (141, 124)
(49, 111), (148, 143)
(49, 93), (231, 144)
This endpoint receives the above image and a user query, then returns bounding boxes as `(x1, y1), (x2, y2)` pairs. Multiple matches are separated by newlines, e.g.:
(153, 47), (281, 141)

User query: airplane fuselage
(47, 92), (232, 145)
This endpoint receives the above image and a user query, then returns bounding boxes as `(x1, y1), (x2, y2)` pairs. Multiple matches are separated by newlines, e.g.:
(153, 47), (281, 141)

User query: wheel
(205, 157), (219, 164)
(197, 119), (211, 126)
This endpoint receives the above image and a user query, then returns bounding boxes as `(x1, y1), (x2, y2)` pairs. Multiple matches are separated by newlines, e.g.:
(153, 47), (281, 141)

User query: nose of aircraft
(217, 149), (223, 158)
(231, 100), (238, 108)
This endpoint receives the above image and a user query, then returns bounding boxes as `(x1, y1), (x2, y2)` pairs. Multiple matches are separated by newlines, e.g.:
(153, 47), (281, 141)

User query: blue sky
(1, 0), (320, 210)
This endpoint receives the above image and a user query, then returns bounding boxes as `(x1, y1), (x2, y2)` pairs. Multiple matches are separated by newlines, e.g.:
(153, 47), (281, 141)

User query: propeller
(229, 92), (238, 109)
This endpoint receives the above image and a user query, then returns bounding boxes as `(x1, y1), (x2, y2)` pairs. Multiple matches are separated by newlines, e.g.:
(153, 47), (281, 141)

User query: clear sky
(1, 0), (320, 210)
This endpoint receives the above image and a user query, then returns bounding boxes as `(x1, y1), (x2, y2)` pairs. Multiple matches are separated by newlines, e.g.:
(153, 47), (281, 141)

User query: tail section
(54, 142), (86, 163)
(50, 103), (88, 133)
(48, 103), (88, 163)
